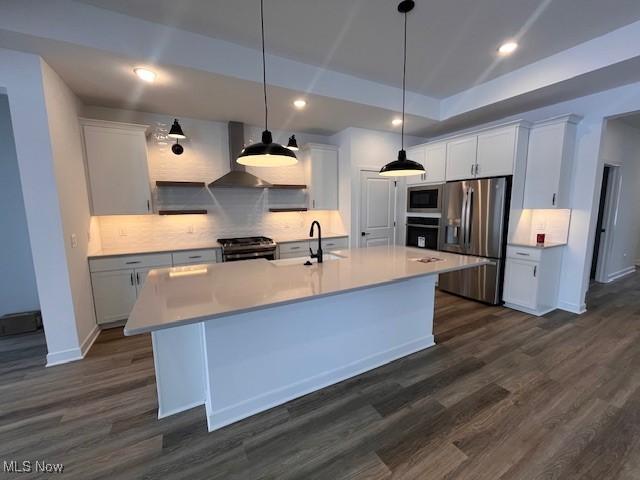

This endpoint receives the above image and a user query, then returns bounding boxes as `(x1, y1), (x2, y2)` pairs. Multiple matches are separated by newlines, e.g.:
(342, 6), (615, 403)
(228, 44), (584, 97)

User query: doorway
(359, 170), (396, 247)
(590, 166), (611, 280)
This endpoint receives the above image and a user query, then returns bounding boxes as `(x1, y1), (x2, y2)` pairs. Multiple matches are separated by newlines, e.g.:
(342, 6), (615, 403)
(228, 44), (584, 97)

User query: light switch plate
(70, 233), (78, 248)
(119, 228), (128, 237)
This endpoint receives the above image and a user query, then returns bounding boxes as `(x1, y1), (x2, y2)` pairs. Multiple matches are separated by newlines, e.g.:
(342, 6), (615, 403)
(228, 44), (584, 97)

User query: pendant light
(380, 0), (425, 177)
(169, 119), (186, 155)
(237, 0), (297, 167)
(286, 135), (299, 151)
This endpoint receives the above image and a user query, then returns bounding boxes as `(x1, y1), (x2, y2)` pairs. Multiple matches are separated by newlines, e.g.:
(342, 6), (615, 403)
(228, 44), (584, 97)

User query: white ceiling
(0, 32), (435, 136)
(77, 0), (640, 98)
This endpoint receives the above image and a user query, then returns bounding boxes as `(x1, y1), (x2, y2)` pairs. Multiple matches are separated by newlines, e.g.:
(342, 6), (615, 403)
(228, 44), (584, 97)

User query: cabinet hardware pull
(290, 246), (301, 250)
(552, 193), (556, 206)
(136, 272), (140, 284)
(533, 266), (537, 277)
(188, 255), (202, 259)
(516, 252), (530, 256)
(470, 164), (474, 175)
(125, 261), (141, 264)
(130, 273), (134, 285)
(312, 199), (316, 208)
(147, 200), (150, 211)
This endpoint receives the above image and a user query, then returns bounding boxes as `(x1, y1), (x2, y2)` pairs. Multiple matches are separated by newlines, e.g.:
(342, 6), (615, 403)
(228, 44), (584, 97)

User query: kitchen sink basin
(270, 253), (344, 266)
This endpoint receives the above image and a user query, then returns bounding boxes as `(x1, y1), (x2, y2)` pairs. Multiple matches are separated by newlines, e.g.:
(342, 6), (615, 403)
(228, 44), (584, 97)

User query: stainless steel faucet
(309, 221), (323, 263)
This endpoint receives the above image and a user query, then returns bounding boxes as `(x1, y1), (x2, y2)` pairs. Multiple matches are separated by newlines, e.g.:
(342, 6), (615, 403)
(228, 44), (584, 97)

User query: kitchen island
(125, 245), (488, 431)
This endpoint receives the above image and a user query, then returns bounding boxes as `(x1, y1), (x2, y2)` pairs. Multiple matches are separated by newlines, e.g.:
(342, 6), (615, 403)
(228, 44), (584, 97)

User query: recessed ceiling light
(133, 67), (157, 82)
(293, 99), (307, 109)
(497, 41), (518, 56)
(392, 118), (403, 126)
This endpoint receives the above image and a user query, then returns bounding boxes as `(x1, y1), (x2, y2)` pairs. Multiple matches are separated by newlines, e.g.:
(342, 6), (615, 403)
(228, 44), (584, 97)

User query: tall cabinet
(303, 143), (339, 210)
(81, 118), (152, 215)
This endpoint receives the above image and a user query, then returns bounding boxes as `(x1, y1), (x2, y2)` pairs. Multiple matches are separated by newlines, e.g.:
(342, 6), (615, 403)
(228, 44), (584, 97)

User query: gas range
(217, 236), (277, 262)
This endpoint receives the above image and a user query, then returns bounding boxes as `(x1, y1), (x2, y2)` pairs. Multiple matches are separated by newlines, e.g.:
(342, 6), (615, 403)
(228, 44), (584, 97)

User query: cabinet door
(406, 147), (426, 186)
(446, 136), (477, 181)
(91, 270), (137, 324)
(503, 259), (539, 309)
(523, 123), (566, 209)
(308, 146), (338, 210)
(423, 143), (446, 183)
(83, 124), (152, 215)
(476, 126), (516, 178)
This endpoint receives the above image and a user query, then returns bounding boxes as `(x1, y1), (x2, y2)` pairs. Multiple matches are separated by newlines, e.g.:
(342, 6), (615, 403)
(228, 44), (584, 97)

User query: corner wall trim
(606, 266), (636, 283)
(46, 324), (100, 367)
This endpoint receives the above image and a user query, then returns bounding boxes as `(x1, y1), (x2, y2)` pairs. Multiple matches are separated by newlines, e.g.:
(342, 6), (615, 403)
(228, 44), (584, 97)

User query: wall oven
(407, 184), (443, 213)
(406, 217), (440, 250)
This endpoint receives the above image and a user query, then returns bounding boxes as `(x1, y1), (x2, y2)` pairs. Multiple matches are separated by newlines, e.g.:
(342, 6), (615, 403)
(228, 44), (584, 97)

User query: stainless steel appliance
(406, 217), (440, 250)
(407, 184), (443, 213)
(438, 177), (510, 304)
(218, 236), (277, 262)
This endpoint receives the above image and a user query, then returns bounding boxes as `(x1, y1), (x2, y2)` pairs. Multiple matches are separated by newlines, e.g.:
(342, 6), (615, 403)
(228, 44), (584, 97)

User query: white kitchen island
(125, 245), (488, 431)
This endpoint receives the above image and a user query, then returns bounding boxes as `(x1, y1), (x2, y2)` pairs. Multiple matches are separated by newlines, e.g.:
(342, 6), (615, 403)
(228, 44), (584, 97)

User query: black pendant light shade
(168, 119), (186, 139)
(237, 130), (298, 167)
(379, 150), (424, 176)
(286, 134), (299, 151)
(380, 0), (424, 177)
(237, 0), (297, 167)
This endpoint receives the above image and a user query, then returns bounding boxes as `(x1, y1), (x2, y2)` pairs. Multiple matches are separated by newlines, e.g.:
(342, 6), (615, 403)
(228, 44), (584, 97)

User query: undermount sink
(270, 253), (344, 266)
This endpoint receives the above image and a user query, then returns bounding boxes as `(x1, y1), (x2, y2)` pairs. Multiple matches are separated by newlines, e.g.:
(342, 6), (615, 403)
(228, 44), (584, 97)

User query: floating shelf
(158, 209), (208, 215)
(269, 184), (307, 190)
(156, 181), (206, 188)
(269, 208), (308, 212)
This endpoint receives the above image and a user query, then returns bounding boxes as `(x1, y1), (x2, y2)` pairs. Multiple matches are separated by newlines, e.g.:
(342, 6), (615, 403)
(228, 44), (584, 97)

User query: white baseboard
(46, 324), (100, 367)
(606, 266), (636, 283)
(206, 335), (435, 432)
(558, 300), (587, 315)
(158, 400), (205, 420)
(503, 303), (556, 317)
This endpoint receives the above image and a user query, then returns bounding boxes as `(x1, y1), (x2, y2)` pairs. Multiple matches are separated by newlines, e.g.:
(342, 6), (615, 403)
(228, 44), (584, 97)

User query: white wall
(40, 61), (98, 351)
(0, 94), (39, 317)
(81, 106), (345, 251)
(598, 119), (640, 280)
(330, 127), (427, 246)
(0, 49), (89, 364)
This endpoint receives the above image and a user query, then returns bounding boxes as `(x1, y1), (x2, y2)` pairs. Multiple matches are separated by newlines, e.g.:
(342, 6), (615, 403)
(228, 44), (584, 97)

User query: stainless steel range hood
(208, 122), (273, 189)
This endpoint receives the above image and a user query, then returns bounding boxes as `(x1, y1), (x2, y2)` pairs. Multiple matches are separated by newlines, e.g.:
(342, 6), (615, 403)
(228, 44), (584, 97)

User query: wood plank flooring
(1, 273), (640, 479)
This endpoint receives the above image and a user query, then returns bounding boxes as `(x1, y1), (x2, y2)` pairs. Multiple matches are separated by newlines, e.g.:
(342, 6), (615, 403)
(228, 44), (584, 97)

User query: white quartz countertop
(87, 233), (348, 258)
(125, 246), (489, 335)
(508, 241), (567, 249)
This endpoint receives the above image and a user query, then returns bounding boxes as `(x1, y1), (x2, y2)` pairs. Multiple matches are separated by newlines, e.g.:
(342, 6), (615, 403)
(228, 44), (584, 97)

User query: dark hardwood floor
(2, 273), (640, 479)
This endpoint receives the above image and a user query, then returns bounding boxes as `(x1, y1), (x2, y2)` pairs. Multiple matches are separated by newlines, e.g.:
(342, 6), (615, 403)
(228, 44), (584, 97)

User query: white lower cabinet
(278, 236), (348, 259)
(89, 250), (218, 326)
(502, 245), (563, 316)
(91, 270), (138, 325)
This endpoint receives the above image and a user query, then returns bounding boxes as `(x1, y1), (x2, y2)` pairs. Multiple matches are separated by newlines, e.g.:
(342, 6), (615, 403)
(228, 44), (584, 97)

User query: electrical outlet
(119, 227), (128, 237)
(187, 224), (194, 234)
(70, 233), (78, 248)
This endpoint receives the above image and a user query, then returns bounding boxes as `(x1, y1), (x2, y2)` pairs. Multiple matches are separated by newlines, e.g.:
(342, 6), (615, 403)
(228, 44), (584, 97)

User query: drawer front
(172, 249), (218, 266)
(506, 246), (542, 262)
(89, 253), (172, 272)
(278, 241), (309, 256)
(322, 237), (348, 251)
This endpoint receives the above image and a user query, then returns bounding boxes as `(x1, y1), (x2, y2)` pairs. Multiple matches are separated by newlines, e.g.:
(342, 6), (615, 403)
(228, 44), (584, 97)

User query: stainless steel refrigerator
(438, 177), (510, 304)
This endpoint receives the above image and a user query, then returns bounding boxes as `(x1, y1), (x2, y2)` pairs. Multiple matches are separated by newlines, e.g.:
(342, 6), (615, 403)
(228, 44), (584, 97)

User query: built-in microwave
(407, 184), (443, 213)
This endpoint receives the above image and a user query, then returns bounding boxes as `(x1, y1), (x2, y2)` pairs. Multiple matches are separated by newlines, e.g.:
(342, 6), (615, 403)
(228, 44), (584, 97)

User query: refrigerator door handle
(461, 188), (469, 249)
(466, 188), (474, 248)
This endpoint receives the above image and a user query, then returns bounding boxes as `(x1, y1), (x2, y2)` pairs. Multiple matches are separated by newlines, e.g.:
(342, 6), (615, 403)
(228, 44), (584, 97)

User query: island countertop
(125, 246), (489, 335)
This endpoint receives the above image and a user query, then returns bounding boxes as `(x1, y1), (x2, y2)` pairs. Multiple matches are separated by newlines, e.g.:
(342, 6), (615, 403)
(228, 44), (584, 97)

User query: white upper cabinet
(303, 143), (339, 210)
(523, 115), (580, 209)
(475, 126), (517, 178)
(446, 136), (477, 181)
(423, 143), (446, 183)
(81, 118), (152, 215)
(405, 146), (426, 186)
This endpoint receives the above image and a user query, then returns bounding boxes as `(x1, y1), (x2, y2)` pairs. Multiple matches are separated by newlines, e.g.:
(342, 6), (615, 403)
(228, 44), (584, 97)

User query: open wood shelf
(268, 184), (307, 190)
(156, 181), (206, 188)
(158, 209), (208, 215)
(269, 208), (308, 212)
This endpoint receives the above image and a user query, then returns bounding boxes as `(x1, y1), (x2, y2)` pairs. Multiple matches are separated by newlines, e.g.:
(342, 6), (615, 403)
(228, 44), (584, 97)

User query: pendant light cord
(401, 9), (407, 151)
(261, 0), (268, 131)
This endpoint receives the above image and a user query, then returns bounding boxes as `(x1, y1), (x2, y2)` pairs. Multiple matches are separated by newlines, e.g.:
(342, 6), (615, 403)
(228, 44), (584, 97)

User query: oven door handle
(223, 250), (275, 261)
